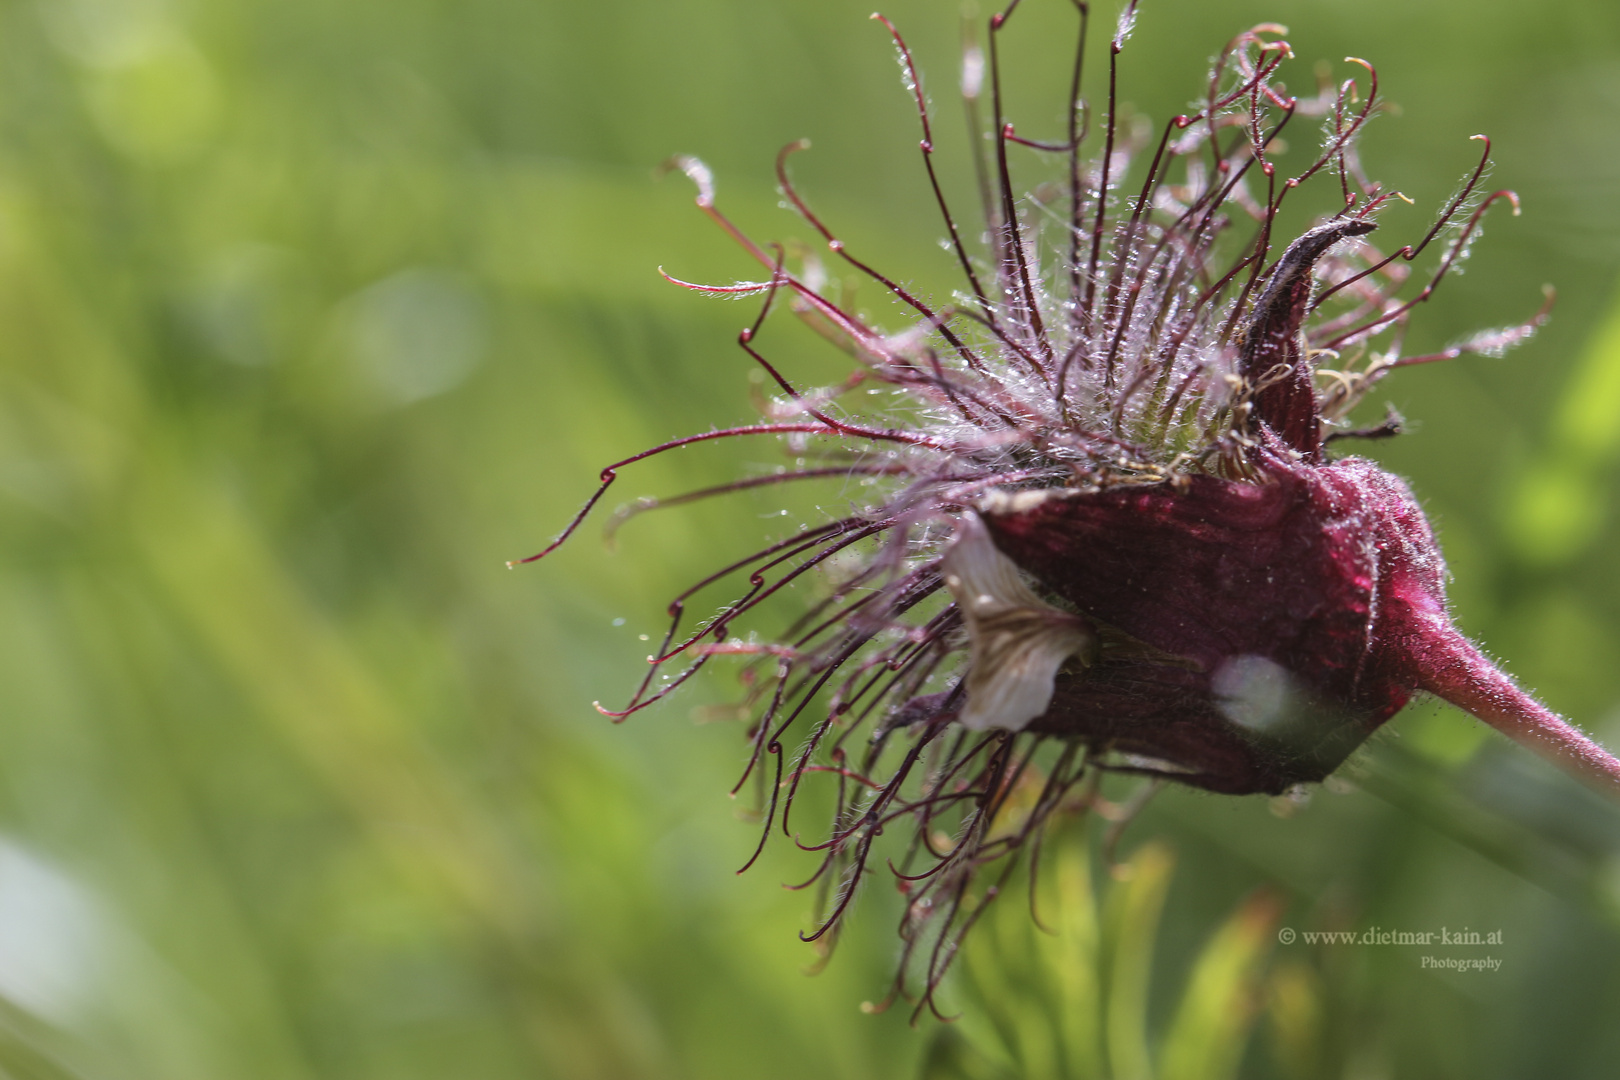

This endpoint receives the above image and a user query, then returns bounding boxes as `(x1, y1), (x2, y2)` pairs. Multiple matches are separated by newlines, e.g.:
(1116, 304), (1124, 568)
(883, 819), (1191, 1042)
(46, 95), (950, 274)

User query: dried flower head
(519, 2), (1620, 1014)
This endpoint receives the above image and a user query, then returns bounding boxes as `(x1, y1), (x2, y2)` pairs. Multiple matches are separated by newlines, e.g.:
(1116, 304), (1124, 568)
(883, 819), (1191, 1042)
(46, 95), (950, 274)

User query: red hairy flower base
(974, 445), (1620, 794)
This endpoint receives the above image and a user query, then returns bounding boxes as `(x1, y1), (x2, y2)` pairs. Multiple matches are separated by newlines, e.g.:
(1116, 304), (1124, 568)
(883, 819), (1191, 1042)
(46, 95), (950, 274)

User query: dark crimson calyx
(979, 449), (1620, 796)
(979, 451), (1437, 794)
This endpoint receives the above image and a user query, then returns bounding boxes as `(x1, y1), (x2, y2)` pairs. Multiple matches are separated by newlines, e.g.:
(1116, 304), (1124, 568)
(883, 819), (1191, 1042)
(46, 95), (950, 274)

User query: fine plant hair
(516, 2), (1548, 1019)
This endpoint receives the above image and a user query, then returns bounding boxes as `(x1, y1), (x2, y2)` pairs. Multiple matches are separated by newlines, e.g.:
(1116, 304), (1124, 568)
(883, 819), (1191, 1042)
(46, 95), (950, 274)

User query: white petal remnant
(943, 513), (1096, 731)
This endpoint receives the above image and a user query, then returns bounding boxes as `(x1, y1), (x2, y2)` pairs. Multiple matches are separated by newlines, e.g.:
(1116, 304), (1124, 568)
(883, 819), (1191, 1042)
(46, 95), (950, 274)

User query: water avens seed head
(519, 2), (1617, 1016)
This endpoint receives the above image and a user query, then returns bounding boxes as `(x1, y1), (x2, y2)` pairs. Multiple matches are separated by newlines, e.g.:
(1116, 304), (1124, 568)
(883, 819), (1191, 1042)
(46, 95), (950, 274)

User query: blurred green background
(1, 0), (1619, 1076)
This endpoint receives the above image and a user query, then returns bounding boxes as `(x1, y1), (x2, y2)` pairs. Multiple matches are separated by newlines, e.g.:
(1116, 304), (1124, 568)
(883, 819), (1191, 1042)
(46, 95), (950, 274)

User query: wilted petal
(942, 513), (1096, 731)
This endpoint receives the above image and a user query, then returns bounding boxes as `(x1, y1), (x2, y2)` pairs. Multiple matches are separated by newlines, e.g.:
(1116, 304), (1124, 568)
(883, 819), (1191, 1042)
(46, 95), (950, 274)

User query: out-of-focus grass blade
(0, 999), (90, 1080)
(1157, 890), (1281, 1080)
(1101, 841), (1174, 1080)
(945, 825), (1108, 1080)
(1264, 962), (1324, 1080)
(916, 1025), (1016, 1080)
(1047, 838), (1103, 1080)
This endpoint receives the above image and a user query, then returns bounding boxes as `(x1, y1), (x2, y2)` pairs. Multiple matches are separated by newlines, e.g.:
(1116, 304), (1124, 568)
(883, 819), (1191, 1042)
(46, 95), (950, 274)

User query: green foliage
(924, 838), (1278, 1080)
(0, 0), (1615, 1077)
